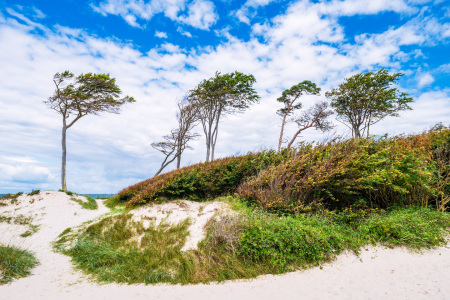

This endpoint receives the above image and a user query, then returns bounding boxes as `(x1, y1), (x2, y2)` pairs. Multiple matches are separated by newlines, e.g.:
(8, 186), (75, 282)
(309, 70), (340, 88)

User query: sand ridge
(0, 191), (449, 300)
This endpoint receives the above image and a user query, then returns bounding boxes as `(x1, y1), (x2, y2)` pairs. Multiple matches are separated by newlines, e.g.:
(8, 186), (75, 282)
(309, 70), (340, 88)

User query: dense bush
(119, 149), (296, 207)
(237, 129), (450, 213)
(119, 129), (450, 212)
(236, 206), (450, 271)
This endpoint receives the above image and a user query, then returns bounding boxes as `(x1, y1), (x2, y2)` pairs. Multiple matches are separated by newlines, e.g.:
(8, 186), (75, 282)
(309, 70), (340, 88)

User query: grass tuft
(70, 196), (98, 210)
(0, 245), (39, 285)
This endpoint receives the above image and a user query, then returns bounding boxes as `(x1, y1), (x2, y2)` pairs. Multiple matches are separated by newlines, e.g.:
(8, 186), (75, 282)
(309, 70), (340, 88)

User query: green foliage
(0, 245), (39, 284)
(119, 149), (295, 207)
(326, 69), (413, 138)
(56, 203), (450, 284)
(238, 130), (450, 214)
(237, 207), (449, 271)
(0, 192), (23, 206)
(70, 195), (98, 210)
(188, 71), (260, 114)
(27, 189), (40, 196)
(277, 80), (320, 116)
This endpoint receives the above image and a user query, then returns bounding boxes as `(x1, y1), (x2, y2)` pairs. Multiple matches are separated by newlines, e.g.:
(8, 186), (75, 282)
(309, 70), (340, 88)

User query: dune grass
(0, 245), (38, 285)
(69, 195), (98, 210)
(55, 199), (450, 285)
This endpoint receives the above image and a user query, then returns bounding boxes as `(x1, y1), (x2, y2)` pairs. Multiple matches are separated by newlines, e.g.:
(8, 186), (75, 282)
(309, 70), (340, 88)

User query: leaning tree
(277, 80), (321, 152)
(187, 71), (260, 162)
(326, 69), (413, 138)
(151, 99), (199, 176)
(45, 71), (135, 191)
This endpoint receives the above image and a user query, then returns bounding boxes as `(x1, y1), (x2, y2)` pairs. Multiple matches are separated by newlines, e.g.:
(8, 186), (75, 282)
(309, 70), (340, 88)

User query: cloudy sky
(0, 0), (449, 194)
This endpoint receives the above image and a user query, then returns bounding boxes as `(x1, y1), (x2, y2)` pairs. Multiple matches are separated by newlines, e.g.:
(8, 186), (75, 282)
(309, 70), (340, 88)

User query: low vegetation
(69, 195), (98, 210)
(56, 128), (449, 285)
(56, 200), (450, 284)
(0, 245), (38, 285)
(0, 192), (23, 206)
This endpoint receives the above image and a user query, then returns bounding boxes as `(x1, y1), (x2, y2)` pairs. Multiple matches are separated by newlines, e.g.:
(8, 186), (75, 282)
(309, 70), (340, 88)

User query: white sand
(1, 191), (449, 300)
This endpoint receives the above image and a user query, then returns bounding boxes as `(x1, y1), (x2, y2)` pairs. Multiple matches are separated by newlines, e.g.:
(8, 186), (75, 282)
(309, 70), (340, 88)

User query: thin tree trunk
(61, 121), (67, 191)
(176, 154), (181, 169)
(278, 114), (288, 152)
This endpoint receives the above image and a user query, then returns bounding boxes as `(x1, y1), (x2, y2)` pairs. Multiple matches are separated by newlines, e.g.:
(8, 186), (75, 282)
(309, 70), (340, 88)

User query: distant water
(83, 194), (116, 199)
(0, 193), (115, 199)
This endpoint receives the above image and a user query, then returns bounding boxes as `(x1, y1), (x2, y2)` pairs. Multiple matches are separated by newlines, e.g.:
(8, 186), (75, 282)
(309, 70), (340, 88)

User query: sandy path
(1, 192), (449, 300)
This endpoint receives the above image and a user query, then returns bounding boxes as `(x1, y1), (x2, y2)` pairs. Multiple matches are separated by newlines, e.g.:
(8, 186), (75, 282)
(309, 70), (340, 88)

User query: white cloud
(155, 31), (168, 38)
(234, 0), (276, 24)
(177, 0), (217, 29)
(92, 0), (217, 30)
(177, 26), (193, 37)
(417, 73), (434, 87)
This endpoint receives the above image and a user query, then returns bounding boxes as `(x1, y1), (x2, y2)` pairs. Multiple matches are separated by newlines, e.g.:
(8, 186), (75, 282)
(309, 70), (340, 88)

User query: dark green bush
(120, 149), (295, 207)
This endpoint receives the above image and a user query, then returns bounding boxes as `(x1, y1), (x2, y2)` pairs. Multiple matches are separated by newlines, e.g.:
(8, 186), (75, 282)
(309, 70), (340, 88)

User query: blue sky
(0, 0), (449, 193)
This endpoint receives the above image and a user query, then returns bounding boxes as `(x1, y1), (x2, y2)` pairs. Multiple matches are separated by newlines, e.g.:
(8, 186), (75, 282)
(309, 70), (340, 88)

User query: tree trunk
(278, 114), (288, 152)
(61, 121), (67, 191)
(176, 154), (181, 169)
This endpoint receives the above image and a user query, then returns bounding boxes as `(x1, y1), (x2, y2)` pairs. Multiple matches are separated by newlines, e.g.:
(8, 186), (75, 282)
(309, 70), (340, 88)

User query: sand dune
(0, 191), (449, 300)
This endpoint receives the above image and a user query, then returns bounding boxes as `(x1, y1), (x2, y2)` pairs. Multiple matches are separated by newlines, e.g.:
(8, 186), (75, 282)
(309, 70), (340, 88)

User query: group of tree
(46, 68), (413, 190)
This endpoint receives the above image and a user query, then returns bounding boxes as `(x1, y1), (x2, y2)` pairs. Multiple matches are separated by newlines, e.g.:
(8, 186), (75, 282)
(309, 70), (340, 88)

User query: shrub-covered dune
(59, 129), (450, 285)
(119, 128), (450, 212)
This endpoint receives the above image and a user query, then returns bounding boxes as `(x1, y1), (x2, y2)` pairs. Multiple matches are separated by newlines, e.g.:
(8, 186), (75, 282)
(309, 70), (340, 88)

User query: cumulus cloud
(92, 0), (217, 30)
(177, 0), (217, 29)
(417, 73), (435, 87)
(155, 31), (168, 38)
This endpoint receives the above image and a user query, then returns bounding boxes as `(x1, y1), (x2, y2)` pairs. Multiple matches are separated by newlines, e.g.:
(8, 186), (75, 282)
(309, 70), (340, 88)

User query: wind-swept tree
(325, 69), (413, 138)
(151, 99), (199, 176)
(45, 71), (135, 191)
(286, 101), (334, 148)
(277, 80), (321, 152)
(187, 71), (260, 162)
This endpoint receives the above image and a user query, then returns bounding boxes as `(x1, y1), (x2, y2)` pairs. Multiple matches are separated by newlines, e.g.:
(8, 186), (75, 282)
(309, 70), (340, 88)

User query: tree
(151, 99), (199, 176)
(286, 101), (334, 148)
(325, 69), (413, 138)
(45, 71), (135, 191)
(187, 71), (260, 162)
(277, 80), (321, 152)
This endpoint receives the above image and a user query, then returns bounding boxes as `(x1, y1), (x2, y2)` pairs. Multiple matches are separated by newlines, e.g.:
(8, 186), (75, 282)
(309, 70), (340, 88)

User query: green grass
(70, 195), (98, 210)
(55, 200), (450, 285)
(26, 189), (40, 196)
(0, 192), (23, 206)
(0, 245), (39, 285)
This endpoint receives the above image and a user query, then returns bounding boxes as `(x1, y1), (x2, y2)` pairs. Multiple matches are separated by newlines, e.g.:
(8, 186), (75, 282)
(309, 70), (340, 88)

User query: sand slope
(0, 191), (449, 300)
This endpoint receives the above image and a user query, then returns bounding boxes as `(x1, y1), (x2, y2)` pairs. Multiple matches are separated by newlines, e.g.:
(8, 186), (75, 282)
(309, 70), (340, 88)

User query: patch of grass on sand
(0, 192), (23, 206)
(70, 196), (98, 210)
(0, 245), (38, 285)
(55, 198), (450, 285)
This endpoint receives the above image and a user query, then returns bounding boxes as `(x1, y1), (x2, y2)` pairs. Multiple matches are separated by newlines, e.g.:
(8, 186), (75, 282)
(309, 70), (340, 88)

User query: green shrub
(119, 149), (296, 207)
(0, 245), (38, 284)
(27, 189), (40, 196)
(237, 131), (450, 214)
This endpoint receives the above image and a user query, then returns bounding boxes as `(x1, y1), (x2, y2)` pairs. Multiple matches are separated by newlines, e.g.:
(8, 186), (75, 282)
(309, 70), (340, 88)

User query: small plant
(70, 196), (98, 210)
(20, 225), (40, 238)
(0, 245), (39, 284)
(27, 189), (40, 196)
(0, 192), (23, 206)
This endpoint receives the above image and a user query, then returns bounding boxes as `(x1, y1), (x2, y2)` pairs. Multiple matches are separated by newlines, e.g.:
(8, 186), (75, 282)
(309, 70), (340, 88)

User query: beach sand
(0, 191), (449, 300)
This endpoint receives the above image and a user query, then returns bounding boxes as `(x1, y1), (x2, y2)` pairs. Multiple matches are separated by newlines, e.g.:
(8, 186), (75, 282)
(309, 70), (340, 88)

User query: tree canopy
(276, 80), (321, 151)
(187, 71), (260, 161)
(326, 69), (413, 138)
